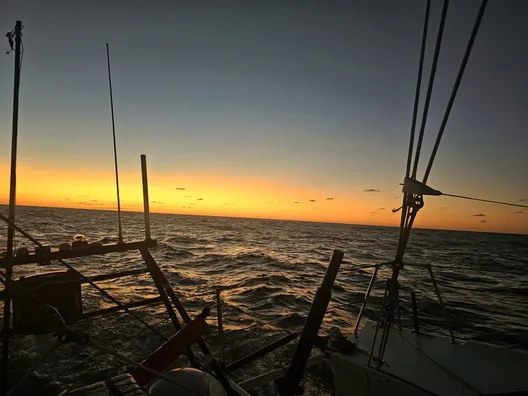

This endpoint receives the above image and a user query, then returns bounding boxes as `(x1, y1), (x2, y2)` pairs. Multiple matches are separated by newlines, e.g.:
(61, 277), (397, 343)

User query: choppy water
(1, 205), (527, 395)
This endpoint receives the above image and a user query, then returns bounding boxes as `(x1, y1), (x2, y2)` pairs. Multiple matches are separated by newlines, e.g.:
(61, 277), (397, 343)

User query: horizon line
(0, 203), (526, 237)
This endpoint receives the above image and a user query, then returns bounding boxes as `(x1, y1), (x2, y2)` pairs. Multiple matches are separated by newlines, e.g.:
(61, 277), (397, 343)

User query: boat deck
(329, 320), (528, 395)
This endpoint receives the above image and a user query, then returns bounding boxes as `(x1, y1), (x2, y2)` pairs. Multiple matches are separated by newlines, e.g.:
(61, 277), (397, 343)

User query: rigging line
(406, 0), (431, 178)
(58, 259), (171, 342)
(106, 43), (123, 243)
(2, 274), (203, 395)
(0, 216), (208, 373)
(423, 0), (488, 184)
(411, 0), (450, 179)
(399, 2), (432, 261)
(52, 315), (171, 388)
(396, 203), (410, 262)
(380, 212), (416, 361)
(442, 193), (528, 209)
(19, 39), (23, 71)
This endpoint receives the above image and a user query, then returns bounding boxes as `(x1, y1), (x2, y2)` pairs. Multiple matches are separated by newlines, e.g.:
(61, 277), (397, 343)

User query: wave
(4, 205), (528, 395)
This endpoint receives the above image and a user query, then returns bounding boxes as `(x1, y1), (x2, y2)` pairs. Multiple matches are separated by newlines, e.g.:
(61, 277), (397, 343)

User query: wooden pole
(141, 155), (151, 240)
(277, 249), (344, 396)
(1, 20), (22, 396)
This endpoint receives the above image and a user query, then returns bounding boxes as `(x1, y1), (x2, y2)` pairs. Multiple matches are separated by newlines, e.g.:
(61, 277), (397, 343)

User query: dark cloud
(514, 211), (524, 214)
(176, 187), (186, 191)
(77, 201), (92, 206)
(293, 201), (303, 204)
(65, 198), (70, 201)
(90, 200), (98, 202)
(371, 211), (377, 214)
(519, 198), (528, 202)
(309, 199), (316, 202)
(364, 189), (380, 193)
(377, 208), (386, 210)
(472, 213), (486, 217)
(151, 201), (164, 204)
(480, 220), (487, 223)
(325, 197), (334, 200)
(184, 195), (192, 198)
(196, 198), (203, 201)
(393, 196), (400, 199)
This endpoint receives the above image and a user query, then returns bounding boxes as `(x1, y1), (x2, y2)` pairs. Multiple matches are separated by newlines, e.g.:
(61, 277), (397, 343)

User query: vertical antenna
(1, 20), (23, 396)
(141, 154), (151, 240)
(106, 43), (123, 243)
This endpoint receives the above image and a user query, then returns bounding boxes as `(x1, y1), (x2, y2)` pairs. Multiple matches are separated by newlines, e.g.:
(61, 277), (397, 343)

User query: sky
(0, 0), (527, 234)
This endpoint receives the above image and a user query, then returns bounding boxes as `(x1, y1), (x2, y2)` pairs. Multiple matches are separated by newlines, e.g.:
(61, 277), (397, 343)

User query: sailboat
(1, 1), (528, 395)
(326, 1), (528, 395)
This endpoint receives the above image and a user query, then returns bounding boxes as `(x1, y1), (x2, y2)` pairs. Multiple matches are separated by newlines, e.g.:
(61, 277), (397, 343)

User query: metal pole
(396, 291), (402, 331)
(353, 265), (379, 337)
(411, 291), (420, 335)
(106, 43), (123, 243)
(226, 332), (300, 373)
(1, 20), (23, 396)
(367, 284), (388, 368)
(140, 155), (151, 240)
(216, 289), (225, 366)
(140, 249), (233, 394)
(427, 265), (455, 343)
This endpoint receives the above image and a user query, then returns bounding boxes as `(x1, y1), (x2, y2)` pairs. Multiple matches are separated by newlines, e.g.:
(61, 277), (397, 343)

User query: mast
(1, 20), (23, 396)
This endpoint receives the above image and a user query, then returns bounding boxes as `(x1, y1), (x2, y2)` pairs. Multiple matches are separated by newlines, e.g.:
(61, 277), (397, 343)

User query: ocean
(1, 205), (527, 395)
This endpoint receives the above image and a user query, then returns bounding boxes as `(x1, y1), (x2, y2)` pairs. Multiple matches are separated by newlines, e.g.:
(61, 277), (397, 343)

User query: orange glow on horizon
(0, 163), (525, 234)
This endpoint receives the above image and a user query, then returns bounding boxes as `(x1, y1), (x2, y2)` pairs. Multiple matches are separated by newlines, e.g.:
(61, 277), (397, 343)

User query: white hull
(327, 320), (528, 396)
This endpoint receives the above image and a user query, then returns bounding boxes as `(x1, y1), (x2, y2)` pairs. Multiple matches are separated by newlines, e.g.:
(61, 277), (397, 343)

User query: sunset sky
(1, 1), (527, 234)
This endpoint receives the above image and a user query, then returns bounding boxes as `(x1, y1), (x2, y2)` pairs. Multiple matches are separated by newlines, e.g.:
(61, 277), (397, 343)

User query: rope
(442, 193), (528, 209)
(406, 0), (431, 178)
(411, 0), (450, 179)
(423, 0), (488, 184)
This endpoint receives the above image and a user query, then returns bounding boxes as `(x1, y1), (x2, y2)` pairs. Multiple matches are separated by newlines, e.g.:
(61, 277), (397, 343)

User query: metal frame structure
(0, 150), (235, 394)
